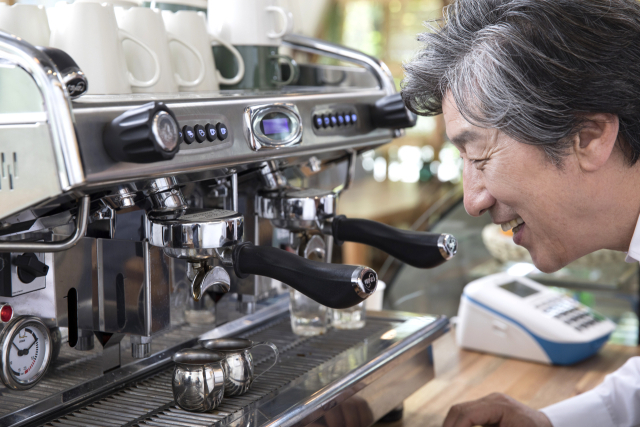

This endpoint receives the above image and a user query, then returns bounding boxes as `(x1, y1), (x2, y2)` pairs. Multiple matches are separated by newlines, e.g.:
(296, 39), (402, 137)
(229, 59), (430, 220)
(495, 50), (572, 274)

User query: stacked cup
(0, 4), (51, 47)
(0, 2), (245, 95)
(172, 338), (279, 412)
(208, 0), (298, 90)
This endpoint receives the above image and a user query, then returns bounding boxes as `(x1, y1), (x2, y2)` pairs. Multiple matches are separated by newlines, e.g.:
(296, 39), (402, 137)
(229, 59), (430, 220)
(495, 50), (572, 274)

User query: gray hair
(401, 0), (640, 165)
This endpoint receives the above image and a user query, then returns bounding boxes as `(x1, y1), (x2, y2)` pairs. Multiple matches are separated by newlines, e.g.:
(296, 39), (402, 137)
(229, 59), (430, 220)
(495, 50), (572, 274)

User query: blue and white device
(457, 273), (615, 365)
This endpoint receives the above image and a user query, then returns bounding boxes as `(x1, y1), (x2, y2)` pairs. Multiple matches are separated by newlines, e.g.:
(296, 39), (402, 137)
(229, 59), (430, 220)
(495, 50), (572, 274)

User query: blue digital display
(262, 117), (290, 135)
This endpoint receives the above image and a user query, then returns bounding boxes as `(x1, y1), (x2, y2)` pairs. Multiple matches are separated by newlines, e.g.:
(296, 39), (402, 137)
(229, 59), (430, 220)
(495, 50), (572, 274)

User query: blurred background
(3, 0), (637, 345)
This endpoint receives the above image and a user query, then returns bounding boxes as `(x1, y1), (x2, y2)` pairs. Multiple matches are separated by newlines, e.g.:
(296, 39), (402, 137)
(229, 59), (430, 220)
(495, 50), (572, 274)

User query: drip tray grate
(41, 317), (394, 427)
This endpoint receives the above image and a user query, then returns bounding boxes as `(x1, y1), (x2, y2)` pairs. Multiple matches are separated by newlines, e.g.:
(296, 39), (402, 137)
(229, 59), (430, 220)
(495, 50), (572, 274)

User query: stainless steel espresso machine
(0, 32), (455, 427)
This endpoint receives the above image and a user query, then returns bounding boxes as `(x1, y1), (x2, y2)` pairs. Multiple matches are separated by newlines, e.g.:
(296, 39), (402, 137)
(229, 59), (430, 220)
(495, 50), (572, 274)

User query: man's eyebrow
(449, 130), (480, 147)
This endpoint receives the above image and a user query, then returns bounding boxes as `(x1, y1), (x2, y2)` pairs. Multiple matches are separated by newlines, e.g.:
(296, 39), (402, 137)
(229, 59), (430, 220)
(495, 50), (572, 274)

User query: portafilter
(147, 208), (377, 309)
(256, 187), (457, 269)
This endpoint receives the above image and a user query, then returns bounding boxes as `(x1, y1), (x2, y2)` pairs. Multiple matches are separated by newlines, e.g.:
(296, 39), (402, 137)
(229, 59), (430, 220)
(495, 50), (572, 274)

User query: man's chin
(529, 251), (569, 274)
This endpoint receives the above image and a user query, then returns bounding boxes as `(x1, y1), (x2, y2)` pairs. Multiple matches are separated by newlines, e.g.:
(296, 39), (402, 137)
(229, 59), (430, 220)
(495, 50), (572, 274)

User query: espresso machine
(0, 31), (455, 427)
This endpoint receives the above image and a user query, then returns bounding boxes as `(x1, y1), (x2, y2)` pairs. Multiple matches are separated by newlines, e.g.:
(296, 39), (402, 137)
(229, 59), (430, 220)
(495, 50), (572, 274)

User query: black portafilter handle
(232, 242), (377, 309)
(330, 215), (458, 269)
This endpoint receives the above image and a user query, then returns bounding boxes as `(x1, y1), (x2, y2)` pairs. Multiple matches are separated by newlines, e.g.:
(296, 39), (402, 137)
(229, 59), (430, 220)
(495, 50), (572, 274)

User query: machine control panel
(311, 104), (365, 136)
(180, 121), (229, 145)
(174, 113), (233, 153)
(313, 111), (358, 129)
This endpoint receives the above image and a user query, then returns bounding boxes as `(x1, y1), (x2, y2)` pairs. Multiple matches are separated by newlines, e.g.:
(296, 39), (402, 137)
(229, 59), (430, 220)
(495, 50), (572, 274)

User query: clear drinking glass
(331, 302), (366, 330)
(289, 289), (328, 336)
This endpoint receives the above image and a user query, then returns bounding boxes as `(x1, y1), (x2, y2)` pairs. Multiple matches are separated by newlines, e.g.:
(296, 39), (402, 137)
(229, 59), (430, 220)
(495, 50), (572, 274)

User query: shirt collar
(626, 214), (640, 263)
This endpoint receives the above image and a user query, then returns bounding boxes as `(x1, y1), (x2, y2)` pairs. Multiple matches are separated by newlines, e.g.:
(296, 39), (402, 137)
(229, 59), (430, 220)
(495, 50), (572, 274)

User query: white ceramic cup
(49, 2), (161, 95)
(207, 0), (293, 46)
(0, 4), (50, 47)
(162, 10), (244, 91)
(115, 7), (205, 93)
(75, 0), (141, 9)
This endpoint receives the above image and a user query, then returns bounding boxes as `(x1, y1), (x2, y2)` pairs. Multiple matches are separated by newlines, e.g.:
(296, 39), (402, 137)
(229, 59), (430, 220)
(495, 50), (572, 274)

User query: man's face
(442, 94), (613, 272)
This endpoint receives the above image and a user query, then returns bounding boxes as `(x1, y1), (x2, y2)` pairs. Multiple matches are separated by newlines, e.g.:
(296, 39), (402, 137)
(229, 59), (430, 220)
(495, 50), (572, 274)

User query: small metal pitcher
(172, 348), (227, 412)
(200, 338), (279, 396)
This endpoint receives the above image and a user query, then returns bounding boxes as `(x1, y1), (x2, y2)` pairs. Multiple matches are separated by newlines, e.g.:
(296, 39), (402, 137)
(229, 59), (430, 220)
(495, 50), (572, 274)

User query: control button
(179, 129), (183, 140)
(216, 122), (228, 140)
(329, 114), (337, 127)
(337, 114), (345, 126)
(182, 125), (195, 144)
(344, 113), (352, 125)
(351, 113), (358, 124)
(313, 115), (323, 129)
(194, 124), (206, 143)
(322, 115), (330, 128)
(205, 123), (217, 141)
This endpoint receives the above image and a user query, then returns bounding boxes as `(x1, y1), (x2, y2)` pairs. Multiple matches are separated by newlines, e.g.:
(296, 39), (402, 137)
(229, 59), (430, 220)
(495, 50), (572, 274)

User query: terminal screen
(499, 281), (539, 298)
(262, 117), (290, 135)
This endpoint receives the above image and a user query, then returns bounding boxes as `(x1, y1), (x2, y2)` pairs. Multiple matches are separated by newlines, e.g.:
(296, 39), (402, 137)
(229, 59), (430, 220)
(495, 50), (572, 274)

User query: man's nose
(463, 165), (496, 217)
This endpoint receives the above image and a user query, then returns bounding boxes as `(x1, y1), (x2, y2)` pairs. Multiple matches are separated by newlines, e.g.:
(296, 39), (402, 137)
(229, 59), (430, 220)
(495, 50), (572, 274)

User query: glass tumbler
(331, 302), (366, 330)
(289, 289), (328, 336)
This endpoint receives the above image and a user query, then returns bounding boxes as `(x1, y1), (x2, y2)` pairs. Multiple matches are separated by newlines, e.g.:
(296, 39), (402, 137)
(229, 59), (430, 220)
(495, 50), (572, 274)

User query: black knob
(370, 93), (417, 129)
(103, 101), (180, 163)
(14, 253), (49, 284)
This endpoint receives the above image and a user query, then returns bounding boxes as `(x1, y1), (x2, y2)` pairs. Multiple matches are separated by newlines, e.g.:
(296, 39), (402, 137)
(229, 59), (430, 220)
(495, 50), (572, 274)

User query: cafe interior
(0, 0), (636, 426)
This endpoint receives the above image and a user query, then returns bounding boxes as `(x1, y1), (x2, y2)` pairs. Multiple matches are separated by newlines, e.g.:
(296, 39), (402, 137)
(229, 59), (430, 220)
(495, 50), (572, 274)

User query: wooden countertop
(377, 330), (640, 427)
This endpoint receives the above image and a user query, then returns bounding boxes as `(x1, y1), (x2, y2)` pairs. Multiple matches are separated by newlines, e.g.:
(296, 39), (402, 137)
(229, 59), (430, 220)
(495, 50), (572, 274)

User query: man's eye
(470, 158), (488, 164)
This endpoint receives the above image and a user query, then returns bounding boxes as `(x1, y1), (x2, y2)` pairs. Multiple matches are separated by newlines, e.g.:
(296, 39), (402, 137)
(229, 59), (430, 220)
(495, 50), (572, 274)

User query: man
(401, 0), (640, 426)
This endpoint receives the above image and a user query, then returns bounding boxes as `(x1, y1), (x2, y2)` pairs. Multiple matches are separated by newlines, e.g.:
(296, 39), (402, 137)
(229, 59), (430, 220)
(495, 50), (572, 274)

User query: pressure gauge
(0, 316), (52, 390)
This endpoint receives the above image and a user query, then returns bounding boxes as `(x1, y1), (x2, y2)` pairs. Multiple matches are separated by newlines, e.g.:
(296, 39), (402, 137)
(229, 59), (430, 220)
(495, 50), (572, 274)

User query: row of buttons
(180, 122), (228, 144)
(538, 298), (602, 331)
(313, 112), (358, 129)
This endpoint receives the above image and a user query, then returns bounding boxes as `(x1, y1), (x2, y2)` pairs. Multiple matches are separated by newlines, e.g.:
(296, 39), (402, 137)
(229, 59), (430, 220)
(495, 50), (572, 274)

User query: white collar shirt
(625, 214), (640, 263)
(541, 215), (640, 427)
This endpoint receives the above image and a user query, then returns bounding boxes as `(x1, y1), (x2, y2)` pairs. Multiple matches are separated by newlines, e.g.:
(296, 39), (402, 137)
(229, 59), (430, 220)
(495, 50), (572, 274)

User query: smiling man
(402, 0), (640, 426)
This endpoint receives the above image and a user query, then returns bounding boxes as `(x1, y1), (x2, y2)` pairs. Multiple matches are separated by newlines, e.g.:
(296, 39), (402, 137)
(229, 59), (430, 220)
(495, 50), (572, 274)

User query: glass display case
(387, 198), (640, 346)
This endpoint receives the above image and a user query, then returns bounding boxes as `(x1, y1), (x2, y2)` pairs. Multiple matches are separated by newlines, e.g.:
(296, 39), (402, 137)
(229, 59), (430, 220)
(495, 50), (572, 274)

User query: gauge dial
(1, 316), (52, 390)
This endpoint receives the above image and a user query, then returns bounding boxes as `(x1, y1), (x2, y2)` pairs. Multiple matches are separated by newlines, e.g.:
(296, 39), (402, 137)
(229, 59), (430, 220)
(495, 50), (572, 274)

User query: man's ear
(573, 113), (619, 172)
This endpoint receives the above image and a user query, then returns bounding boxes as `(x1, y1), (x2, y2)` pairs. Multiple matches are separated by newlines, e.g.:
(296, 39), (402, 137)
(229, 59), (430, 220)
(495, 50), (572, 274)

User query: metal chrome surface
(152, 111), (180, 153)
(0, 32), (84, 222)
(438, 234), (458, 260)
(283, 34), (396, 97)
(256, 188), (337, 230)
(70, 88), (390, 190)
(0, 196), (89, 253)
(148, 209), (244, 255)
(243, 103), (303, 151)
(172, 348), (226, 412)
(200, 339), (280, 397)
(192, 266), (231, 301)
(31, 308), (446, 427)
(0, 297), (289, 427)
(351, 266), (378, 299)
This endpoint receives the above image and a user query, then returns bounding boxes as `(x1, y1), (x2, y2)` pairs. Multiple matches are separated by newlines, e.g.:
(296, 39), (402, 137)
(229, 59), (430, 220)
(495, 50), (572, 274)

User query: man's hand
(443, 393), (553, 427)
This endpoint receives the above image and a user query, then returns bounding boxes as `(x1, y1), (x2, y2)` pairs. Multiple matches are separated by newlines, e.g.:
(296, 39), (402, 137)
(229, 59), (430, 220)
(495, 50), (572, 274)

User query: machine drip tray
(43, 317), (395, 427)
(2, 303), (447, 427)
